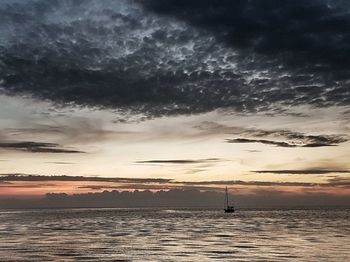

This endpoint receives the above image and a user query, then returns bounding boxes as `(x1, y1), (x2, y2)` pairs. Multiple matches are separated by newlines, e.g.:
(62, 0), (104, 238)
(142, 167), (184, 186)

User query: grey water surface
(0, 208), (349, 261)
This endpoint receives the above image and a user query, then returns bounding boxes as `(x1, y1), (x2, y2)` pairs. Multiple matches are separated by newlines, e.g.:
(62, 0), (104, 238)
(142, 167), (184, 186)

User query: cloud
(1, 174), (348, 189)
(0, 183), (56, 188)
(141, 0), (350, 72)
(176, 180), (319, 187)
(0, 141), (85, 154)
(0, 141), (85, 153)
(0, 181), (12, 184)
(0, 188), (349, 209)
(76, 184), (222, 191)
(135, 158), (222, 164)
(327, 177), (350, 187)
(0, 0), (349, 118)
(0, 174), (172, 184)
(195, 121), (348, 147)
(0, 189), (226, 208)
(225, 137), (346, 148)
(77, 185), (123, 190)
(225, 134), (347, 148)
(135, 158), (224, 175)
(252, 169), (350, 175)
(227, 138), (296, 147)
(5, 118), (130, 145)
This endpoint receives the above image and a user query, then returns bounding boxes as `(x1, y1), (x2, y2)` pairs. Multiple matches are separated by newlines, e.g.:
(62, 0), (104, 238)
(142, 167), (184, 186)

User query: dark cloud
(0, 0), (349, 118)
(0, 174), (172, 184)
(225, 137), (346, 148)
(178, 179), (350, 189)
(225, 132), (347, 148)
(176, 180), (319, 187)
(135, 158), (221, 164)
(141, 0), (350, 71)
(227, 138), (296, 148)
(195, 121), (348, 148)
(0, 141), (85, 153)
(77, 185), (123, 190)
(253, 169), (350, 175)
(1, 174), (348, 189)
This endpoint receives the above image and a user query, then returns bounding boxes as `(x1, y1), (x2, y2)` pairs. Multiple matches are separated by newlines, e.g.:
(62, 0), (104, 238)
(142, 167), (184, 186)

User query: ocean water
(0, 208), (349, 261)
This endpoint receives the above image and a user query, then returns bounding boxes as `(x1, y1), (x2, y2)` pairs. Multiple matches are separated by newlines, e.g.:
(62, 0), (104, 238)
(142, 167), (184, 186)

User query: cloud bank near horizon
(1, 173), (348, 208)
(0, 188), (349, 209)
(0, 173), (349, 189)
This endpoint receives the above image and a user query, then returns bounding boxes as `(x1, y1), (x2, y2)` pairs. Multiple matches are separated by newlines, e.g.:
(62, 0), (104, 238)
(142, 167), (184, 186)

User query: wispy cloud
(176, 180), (318, 187)
(195, 121), (348, 148)
(0, 141), (85, 153)
(0, 183), (56, 188)
(176, 179), (350, 188)
(226, 134), (347, 148)
(0, 174), (172, 184)
(1, 174), (348, 189)
(227, 138), (296, 147)
(252, 169), (350, 175)
(5, 118), (132, 144)
(0, 181), (12, 184)
(327, 177), (350, 187)
(135, 158), (222, 165)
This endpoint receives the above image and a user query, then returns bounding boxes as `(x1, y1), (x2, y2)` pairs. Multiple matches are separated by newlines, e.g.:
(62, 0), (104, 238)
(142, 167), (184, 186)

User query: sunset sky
(0, 0), (349, 205)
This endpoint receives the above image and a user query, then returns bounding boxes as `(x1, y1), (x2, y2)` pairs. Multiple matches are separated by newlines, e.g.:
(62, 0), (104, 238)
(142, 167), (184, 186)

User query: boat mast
(225, 186), (229, 208)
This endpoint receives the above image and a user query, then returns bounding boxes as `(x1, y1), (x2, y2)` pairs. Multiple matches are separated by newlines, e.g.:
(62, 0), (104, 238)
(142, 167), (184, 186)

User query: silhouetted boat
(224, 186), (235, 213)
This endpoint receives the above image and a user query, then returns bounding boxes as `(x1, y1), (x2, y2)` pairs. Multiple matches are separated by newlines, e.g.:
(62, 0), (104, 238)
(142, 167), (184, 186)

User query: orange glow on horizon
(0, 181), (349, 199)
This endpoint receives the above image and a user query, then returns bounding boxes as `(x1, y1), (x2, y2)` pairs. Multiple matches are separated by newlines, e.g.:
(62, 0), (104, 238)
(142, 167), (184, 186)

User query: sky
(0, 0), (349, 206)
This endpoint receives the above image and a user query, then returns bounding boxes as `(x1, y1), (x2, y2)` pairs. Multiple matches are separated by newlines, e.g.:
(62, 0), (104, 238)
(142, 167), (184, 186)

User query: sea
(0, 208), (349, 261)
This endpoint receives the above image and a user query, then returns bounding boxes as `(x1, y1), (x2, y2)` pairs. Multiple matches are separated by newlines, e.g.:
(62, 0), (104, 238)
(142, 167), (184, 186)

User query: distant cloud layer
(1, 174), (348, 189)
(1, 185), (349, 209)
(0, 0), (350, 117)
(252, 169), (350, 175)
(0, 174), (171, 183)
(1, 189), (349, 209)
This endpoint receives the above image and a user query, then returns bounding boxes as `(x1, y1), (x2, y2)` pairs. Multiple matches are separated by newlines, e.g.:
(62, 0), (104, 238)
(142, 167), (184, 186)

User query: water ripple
(0, 208), (349, 261)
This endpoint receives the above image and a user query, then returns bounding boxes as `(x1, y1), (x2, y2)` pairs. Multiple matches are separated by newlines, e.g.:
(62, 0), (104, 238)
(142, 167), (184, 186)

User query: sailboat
(224, 186), (235, 213)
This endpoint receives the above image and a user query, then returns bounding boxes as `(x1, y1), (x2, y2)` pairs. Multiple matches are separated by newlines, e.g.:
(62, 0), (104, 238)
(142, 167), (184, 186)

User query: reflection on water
(0, 208), (349, 261)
